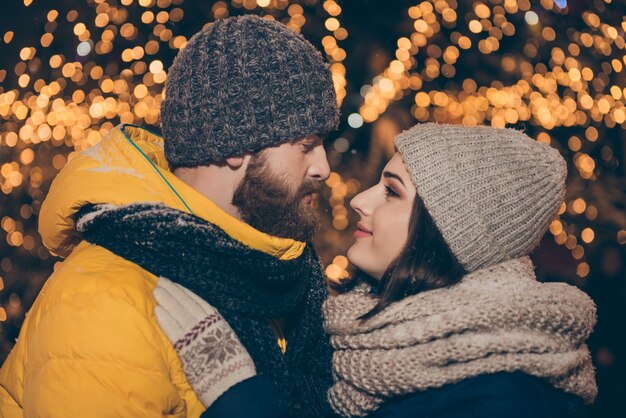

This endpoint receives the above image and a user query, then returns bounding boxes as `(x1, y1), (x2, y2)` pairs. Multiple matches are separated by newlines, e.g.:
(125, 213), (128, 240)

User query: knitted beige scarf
(323, 257), (598, 417)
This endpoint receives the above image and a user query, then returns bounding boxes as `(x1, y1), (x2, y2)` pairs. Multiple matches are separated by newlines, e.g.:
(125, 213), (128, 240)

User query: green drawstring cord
(119, 123), (195, 215)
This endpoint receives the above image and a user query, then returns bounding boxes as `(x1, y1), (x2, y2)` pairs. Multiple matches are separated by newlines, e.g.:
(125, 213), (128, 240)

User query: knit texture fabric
(160, 15), (339, 167)
(76, 202), (335, 418)
(154, 276), (258, 408)
(394, 123), (567, 272)
(323, 257), (597, 417)
(173, 312), (257, 407)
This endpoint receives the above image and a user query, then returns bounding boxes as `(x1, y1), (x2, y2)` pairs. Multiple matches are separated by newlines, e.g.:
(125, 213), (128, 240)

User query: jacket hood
(39, 124), (305, 260)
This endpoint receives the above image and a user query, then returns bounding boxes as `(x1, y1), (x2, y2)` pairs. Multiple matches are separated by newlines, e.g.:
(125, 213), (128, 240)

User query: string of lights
(1, 6), (625, 411)
(343, 0), (625, 280)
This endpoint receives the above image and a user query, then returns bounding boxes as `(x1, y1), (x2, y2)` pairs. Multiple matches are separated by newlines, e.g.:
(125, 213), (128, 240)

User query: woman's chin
(346, 246), (357, 267)
(346, 245), (365, 271)
(347, 246), (380, 281)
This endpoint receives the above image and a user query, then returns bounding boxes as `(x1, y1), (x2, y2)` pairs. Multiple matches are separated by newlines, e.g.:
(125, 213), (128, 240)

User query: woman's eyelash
(385, 185), (399, 197)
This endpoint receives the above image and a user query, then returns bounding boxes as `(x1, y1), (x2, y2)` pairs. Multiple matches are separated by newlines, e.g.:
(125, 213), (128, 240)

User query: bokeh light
(1, 1), (625, 415)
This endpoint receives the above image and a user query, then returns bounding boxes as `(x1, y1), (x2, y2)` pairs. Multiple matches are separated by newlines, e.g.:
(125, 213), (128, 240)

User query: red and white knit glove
(154, 276), (257, 408)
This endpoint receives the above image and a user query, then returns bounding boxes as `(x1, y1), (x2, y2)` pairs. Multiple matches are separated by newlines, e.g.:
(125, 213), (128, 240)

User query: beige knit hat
(394, 123), (567, 272)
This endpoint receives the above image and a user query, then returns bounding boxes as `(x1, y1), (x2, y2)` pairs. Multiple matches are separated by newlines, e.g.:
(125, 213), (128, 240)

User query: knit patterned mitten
(154, 276), (257, 407)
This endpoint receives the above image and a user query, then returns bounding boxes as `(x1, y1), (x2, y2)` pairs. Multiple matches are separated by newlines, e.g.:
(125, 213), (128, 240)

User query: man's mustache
(299, 180), (322, 197)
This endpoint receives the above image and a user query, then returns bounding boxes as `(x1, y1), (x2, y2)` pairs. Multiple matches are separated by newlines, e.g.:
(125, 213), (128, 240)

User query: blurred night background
(0, 0), (625, 416)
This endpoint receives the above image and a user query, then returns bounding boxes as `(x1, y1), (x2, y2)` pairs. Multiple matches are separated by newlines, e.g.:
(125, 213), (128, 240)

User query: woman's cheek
(375, 208), (411, 267)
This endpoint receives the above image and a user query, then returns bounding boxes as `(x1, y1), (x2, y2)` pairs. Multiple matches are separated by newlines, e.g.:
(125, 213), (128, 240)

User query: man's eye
(384, 185), (399, 198)
(301, 143), (315, 153)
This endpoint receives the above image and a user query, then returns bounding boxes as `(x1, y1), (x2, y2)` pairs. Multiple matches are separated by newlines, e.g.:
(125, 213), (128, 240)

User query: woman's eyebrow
(382, 171), (406, 188)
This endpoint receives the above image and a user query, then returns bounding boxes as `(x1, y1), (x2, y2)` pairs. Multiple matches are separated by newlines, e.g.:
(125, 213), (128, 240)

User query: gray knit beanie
(160, 15), (339, 167)
(394, 123), (567, 272)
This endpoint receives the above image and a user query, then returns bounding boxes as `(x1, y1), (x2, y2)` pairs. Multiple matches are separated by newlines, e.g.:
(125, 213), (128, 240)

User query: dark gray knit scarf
(75, 202), (335, 418)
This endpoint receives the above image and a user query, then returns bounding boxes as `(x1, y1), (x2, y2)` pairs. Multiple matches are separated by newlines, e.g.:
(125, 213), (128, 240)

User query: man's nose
(308, 144), (330, 181)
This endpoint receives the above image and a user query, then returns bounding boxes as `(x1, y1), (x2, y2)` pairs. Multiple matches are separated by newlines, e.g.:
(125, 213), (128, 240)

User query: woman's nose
(350, 189), (371, 217)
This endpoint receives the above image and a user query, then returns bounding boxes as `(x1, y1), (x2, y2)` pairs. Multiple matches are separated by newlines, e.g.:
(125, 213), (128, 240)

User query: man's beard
(232, 152), (320, 242)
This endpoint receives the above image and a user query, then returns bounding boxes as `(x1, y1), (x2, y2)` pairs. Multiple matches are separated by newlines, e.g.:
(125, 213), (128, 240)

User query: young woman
(323, 123), (597, 418)
(154, 123), (597, 418)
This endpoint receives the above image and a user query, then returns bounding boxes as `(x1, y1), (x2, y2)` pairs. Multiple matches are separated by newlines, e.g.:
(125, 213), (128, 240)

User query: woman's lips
(355, 223), (373, 238)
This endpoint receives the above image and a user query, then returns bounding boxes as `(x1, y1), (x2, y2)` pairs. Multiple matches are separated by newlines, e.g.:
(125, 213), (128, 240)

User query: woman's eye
(384, 185), (399, 198)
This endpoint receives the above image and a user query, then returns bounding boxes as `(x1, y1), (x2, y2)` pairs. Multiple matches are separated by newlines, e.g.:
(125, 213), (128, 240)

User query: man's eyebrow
(383, 171), (406, 188)
(292, 135), (321, 144)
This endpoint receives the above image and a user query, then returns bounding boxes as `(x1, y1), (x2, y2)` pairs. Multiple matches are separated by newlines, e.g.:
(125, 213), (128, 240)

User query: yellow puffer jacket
(0, 124), (304, 417)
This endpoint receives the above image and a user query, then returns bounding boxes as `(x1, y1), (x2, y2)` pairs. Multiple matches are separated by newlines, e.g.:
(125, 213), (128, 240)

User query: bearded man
(0, 15), (338, 418)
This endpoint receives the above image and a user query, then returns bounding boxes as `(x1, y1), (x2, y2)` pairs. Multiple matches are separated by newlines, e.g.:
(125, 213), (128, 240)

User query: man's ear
(225, 156), (245, 170)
